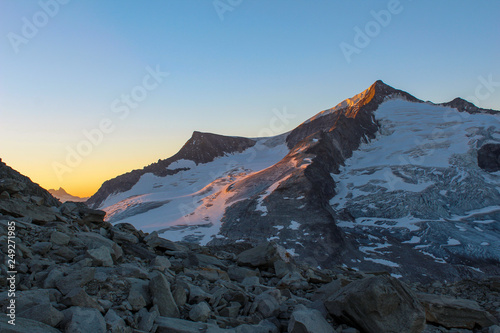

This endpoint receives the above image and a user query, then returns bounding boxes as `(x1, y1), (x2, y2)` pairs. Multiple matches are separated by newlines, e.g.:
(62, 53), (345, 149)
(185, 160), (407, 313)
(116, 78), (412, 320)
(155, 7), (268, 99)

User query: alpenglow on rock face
(87, 80), (500, 282)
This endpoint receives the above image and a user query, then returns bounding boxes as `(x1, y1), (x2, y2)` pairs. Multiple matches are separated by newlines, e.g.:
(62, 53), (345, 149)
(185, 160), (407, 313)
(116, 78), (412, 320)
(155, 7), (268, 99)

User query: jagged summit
(303, 80), (418, 124)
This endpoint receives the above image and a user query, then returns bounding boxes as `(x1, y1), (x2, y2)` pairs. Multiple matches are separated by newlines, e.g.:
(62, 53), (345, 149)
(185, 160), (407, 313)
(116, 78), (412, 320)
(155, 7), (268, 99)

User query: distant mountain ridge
(86, 80), (500, 282)
(48, 187), (89, 203)
(86, 132), (255, 209)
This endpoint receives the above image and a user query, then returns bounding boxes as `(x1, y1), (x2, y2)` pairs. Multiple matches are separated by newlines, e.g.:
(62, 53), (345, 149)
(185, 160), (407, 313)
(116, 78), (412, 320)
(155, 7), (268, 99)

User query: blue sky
(1, 0), (499, 196)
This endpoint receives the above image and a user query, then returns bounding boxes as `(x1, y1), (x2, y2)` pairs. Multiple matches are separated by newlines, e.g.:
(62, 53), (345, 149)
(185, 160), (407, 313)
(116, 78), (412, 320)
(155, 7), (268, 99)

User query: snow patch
(289, 221), (301, 230)
(402, 236), (421, 244)
(446, 238), (461, 246)
(168, 159), (197, 170)
(364, 257), (399, 267)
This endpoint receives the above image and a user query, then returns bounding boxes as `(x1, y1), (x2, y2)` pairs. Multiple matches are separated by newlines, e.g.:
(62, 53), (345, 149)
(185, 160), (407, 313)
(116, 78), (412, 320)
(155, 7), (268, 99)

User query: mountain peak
(441, 97), (499, 115)
(303, 80), (403, 125)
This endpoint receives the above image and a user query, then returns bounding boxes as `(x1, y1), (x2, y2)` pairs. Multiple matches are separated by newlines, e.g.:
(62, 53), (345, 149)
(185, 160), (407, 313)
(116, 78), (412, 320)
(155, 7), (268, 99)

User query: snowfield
(101, 138), (289, 245)
(330, 98), (500, 272)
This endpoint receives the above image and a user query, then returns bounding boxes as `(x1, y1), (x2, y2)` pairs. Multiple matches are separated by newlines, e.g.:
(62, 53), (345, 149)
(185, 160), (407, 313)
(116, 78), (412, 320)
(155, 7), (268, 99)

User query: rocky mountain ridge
(49, 188), (89, 203)
(87, 80), (500, 283)
(87, 132), (256, 209)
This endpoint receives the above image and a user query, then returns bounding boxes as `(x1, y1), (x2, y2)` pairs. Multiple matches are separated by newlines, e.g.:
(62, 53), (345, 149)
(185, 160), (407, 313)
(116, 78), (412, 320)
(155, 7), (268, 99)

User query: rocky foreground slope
(1, 159), (500, 332)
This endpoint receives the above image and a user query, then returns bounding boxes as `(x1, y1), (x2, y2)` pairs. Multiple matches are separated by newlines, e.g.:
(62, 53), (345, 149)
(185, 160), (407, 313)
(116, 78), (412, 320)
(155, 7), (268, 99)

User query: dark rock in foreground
(0, 159), (499, 332)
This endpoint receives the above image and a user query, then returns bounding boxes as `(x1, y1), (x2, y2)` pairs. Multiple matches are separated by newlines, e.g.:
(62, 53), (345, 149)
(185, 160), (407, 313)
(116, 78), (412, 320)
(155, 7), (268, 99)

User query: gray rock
(117, 263), (149, 279)
(18, 303), (64, 328)
(220, 302), (241, 317)
(52, 246), (77, 261)
(98, 299), (113, 312)
(232, 319), (279, 333)
(75, 232), (123, 261)
(188, 284), (212, 304)
(288, 305), (334, 333)
(56, 267), (95, 295)
(149, 272), (179, 318)
(127, 277), (151, 307)
(241, 276), (261, 287)
(196, 267), (230, 282)
(155, 316), (224, 333)
(128, 288), (147, 311)
(228, 266), (259, 283)
(418, 293), (499, 329)
(31, 242), (52, 255)
(312, 279), (342, 302)
(87, 246), (114, 267)
(194, 253), (227, 269)
(152, 256), (172, 271)
(43, 268), (64, 289)
(274, 260), (299, 278)
(145, 232), (184, 252)
(172, 284), (187, 307)
(237, 242), (287, 268)
(138, 306), (160, 332)
(325, 275), (425, 333)
(277, 271), (309, 290)
(31, 196), (44, 206)
(489, 326), (500, 333)
(254, 290), (281, 318)
(104, 309), (127, 333)
(63, 306), (106, 333)
(61, 287), (103, 311)
(189, 301), (211, 322)
(0, 315), (60, 333)
(50, 231), (70, 245)
(112, 229), (139, 244)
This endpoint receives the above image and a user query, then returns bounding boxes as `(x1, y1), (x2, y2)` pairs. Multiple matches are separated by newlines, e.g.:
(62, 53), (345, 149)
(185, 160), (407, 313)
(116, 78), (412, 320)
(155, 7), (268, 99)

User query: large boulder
(237, 242), (288, 268)
(63, 307), (106, 333)
(418, 293), (498, 329)
(325, 275), (425, 333)
(149, 272), (179, 318)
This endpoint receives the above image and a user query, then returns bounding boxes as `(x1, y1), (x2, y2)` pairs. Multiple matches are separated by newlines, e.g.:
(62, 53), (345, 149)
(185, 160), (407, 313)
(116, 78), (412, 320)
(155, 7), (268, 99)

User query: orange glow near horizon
(1, 143), (181, 199)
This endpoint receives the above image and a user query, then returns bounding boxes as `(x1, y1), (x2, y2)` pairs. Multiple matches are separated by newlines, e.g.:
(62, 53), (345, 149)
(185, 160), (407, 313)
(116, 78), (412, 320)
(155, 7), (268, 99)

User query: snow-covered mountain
(49, 187), (89, 203)
(88, 80), (500, 282)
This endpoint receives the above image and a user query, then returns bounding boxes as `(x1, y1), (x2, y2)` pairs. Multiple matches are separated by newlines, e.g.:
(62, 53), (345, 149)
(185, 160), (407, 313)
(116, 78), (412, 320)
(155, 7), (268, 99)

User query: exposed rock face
(478, 143), (500, 172)
(86, 132), (256, 209)
(441, 97), (499, 115)
(0, 159), (60, 208)
(212, 80), (425, 268)
(0, 159), (61, 224)
(325, 275), (426, 333)
(418, 293), (499, 329)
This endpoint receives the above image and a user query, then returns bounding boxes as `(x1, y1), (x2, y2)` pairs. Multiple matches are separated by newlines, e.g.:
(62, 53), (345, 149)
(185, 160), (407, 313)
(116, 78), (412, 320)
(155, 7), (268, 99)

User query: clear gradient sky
(1, 0), (499, 197)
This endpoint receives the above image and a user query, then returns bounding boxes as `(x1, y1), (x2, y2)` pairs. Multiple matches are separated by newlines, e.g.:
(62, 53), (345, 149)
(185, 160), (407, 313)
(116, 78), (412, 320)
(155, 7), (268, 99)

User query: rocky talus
(0, 160), (499, 332)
